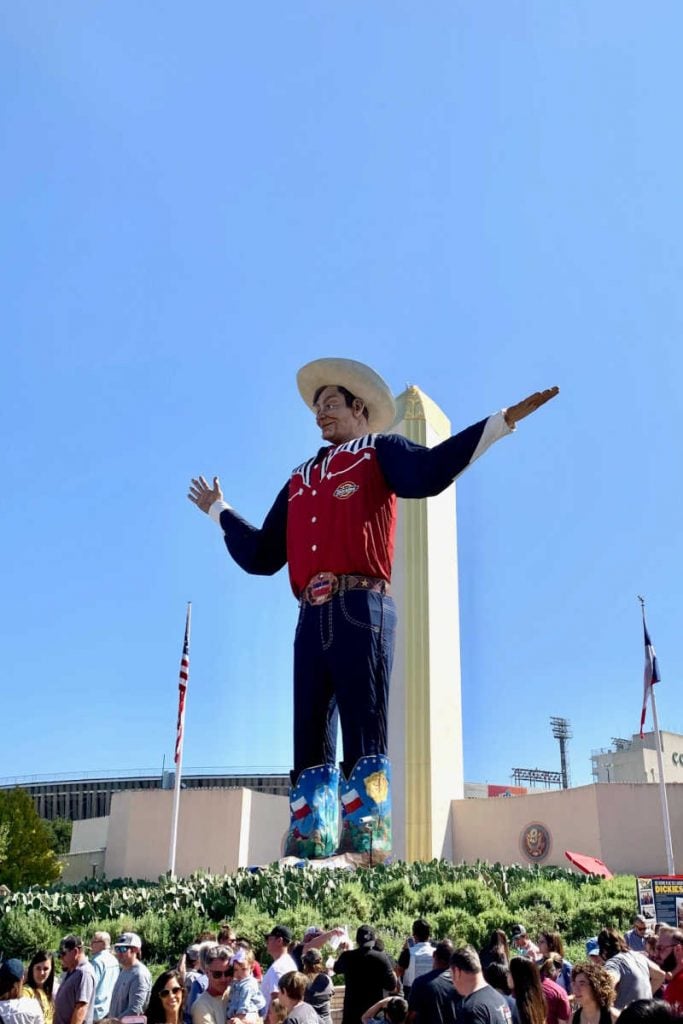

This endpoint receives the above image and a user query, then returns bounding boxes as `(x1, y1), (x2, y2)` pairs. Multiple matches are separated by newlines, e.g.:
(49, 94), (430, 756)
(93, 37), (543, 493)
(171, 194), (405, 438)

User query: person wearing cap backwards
(509, 925), (540, 960)
(189, 358), (559, 859)
(108, 933), (152, 1020)
(54, 936), (96, 1024)
(0, 958), (44, 1024)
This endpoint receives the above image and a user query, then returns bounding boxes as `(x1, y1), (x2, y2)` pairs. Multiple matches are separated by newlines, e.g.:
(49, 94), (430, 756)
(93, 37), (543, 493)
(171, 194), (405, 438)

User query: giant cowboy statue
(189, 358), (558, 862)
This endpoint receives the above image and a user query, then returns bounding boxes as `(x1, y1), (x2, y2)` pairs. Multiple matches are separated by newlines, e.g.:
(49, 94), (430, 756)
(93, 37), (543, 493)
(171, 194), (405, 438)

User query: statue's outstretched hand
(188, 475), (223, 514)
(504, 386), (559, 427)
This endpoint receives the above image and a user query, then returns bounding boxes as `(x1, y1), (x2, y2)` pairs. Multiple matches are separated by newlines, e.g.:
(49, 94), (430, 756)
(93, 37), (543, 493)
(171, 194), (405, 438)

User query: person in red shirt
(659, 929), (683, 1012)
(189, 358), (558, 860)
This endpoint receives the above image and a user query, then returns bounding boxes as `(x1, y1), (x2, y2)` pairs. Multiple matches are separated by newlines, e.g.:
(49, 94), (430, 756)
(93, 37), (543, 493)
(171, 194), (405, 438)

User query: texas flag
(342, 788), (363, 815)
(639, 613), (661, 738)
(292, 795), (312, 820)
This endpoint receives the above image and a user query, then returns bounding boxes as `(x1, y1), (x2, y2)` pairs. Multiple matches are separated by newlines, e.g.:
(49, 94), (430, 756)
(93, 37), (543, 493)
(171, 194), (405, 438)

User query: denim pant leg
(292, 601), (339, 780)
(327, 590), (397, 776)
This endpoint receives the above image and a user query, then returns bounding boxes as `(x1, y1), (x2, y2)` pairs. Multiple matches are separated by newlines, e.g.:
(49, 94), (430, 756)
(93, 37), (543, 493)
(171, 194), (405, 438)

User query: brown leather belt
(302, 571), (390, 606)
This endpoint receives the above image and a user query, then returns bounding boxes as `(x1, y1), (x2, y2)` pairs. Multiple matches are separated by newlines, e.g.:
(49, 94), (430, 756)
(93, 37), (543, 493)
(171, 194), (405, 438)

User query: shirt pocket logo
(333, 481), (359, 499)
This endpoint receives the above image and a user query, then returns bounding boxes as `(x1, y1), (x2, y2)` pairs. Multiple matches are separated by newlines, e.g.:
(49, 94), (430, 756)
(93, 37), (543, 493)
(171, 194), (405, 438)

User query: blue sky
(3, 2), (682, 792)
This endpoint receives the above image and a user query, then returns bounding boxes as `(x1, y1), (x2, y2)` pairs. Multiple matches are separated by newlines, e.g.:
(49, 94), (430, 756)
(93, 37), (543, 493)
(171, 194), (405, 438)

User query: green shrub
(323, 881), (372, 923)
(0, 909), (58, 960)
(374, 879), (419, 916)
(0, 861), (638, 968)
(432, 906), (478, 946)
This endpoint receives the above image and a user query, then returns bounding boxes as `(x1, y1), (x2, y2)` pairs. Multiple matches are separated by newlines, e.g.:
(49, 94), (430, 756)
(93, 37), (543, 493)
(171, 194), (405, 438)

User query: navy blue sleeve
(375, 419), (489, 498)
(218, 482), (288, 576)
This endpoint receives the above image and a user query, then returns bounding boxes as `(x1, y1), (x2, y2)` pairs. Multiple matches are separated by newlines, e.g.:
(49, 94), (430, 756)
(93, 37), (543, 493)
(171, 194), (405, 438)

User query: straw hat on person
(297, 357), (396, 433)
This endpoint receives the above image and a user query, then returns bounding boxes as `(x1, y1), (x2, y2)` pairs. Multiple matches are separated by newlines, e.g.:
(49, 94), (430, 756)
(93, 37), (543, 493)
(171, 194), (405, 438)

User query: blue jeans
(292, 589), (397, 780)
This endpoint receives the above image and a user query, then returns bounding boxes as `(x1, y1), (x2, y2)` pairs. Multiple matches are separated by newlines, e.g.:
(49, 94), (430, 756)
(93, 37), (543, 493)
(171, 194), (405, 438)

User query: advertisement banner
(636, 875), (683, 926)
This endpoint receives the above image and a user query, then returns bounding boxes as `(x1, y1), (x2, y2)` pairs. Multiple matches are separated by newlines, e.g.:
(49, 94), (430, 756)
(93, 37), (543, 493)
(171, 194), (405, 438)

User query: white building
(592, 731), (683, 784)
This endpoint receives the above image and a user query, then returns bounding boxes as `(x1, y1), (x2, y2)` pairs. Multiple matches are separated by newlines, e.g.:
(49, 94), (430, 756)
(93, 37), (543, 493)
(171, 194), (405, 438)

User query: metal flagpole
(638, 597), (675, 875)
(649, 687), (675, 874)
(169, 602), (191, 878)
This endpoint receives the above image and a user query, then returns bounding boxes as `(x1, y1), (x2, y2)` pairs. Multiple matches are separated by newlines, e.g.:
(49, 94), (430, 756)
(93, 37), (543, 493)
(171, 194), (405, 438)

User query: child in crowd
(266, 999), (287, 1024)
(226, 949), (266, 1024)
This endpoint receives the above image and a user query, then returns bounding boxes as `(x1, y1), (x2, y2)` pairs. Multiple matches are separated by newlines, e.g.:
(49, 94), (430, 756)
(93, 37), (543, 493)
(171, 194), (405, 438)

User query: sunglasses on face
(210, 969), (231, 979)
(115, 946), (132, 953)
(160, 986), (183, 998)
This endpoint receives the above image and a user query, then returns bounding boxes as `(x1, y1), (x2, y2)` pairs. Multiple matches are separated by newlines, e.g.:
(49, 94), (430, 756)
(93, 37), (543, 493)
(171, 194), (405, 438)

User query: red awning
(565, 850), (613, 878)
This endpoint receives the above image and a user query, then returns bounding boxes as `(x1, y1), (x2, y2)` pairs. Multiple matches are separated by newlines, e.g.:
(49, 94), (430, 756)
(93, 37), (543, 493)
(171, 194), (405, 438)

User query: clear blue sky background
(3, 3), (682, 790)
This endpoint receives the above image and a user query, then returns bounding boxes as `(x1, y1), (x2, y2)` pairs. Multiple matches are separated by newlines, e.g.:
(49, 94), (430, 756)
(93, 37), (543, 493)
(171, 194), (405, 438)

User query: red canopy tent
(565, 850), (613, 878)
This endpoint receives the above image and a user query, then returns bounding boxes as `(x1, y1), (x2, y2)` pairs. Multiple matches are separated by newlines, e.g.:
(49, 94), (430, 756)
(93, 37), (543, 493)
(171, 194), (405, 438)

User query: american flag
(175, 604), (191, 766)
(639, 611), (660, 738)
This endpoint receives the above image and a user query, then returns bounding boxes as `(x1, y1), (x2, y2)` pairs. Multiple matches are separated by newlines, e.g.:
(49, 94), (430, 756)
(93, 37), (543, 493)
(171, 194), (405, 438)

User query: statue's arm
(189, 474), (288, 575)
(377, 387), (558, 499)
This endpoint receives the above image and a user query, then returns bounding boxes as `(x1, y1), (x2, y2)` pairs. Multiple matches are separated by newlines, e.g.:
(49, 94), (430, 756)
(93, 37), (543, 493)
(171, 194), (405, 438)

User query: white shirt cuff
(470, 410), (514, 463)
(209, 499), (232, 525)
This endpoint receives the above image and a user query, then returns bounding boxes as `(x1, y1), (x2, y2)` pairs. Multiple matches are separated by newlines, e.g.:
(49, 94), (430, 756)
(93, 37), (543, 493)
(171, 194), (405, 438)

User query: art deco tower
(388, 386), (464, 861)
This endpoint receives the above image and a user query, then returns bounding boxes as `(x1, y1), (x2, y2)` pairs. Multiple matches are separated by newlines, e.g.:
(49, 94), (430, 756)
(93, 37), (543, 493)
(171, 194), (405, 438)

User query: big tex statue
(189, 358), (558, 861)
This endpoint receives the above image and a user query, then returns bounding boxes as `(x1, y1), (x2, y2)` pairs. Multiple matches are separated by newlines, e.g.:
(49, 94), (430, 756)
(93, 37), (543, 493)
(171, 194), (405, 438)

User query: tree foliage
(42, 818), (73, 855)
(0, 789), (62, 889)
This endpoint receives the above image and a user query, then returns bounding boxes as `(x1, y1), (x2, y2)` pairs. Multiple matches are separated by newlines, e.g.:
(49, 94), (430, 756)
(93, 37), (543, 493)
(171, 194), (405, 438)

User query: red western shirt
(286, 434), (394, 595)
(212, 413), (511, 599)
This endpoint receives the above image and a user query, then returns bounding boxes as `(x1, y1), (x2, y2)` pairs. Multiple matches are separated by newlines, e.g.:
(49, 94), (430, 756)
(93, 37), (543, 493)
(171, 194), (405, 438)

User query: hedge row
(0, 861), (638, 966)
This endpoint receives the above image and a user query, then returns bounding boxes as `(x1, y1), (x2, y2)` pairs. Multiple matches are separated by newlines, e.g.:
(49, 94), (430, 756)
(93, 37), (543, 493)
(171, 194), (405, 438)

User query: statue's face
(313, 386), (366, 444)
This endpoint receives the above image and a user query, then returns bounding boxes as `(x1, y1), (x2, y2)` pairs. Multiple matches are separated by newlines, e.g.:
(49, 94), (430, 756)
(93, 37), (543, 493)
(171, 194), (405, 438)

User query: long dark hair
(27, 951), (55, 1000)
(146, 970), (185, 1024)
(509, 958), (546, 1024)
(481, 929), (510, 964)
(539, 931), (566, 958)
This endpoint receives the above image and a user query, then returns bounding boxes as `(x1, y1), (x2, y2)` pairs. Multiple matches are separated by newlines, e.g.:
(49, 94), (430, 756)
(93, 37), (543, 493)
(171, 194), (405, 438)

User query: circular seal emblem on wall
(520, 822), (551, 861)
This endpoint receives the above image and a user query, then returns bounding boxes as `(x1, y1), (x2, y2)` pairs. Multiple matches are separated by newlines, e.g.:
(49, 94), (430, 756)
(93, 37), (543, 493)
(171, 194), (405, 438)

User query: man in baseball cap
(54, 936), (96, 1024)
(109, 932), (151, 1019)
(261, 927), (297, 1014)
(190, 358), (558, 861)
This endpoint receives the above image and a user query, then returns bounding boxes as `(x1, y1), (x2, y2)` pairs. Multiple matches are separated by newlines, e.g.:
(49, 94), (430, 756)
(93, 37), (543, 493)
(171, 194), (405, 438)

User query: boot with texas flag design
(283, 763), (339, 859)
(338, 754), (392, 861)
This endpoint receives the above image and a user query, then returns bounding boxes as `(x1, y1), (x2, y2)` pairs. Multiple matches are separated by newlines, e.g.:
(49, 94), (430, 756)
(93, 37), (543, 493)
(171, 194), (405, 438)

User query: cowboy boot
(338, 754), (392, 862)
(284, 763), (339, 859)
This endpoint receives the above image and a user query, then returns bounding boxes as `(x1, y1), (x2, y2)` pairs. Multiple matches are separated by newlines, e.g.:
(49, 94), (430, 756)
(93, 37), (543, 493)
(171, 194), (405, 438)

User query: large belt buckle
(306, 572), (339, 606)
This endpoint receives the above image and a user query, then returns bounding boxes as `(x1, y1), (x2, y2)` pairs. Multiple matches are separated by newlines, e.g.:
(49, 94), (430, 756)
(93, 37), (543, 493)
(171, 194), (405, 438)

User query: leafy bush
(0, 861), (638, 967)
(0, 909), (58, 960)
(323, 881), (372, 923)
(374, 878), (419, 916)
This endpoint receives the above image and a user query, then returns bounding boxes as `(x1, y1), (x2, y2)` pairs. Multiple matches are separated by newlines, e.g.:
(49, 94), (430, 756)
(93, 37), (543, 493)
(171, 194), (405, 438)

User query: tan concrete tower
(388, 385), (464, 862)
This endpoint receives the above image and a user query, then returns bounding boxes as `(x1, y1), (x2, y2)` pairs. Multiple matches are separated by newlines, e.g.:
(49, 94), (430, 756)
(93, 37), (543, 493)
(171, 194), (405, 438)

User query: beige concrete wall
(61, 849), (106, 884)
(451, 782), (683, 875)
(452, 784), (602, 868)
(245, 790), (290, 865)
(70, 816), (109, 855)
(597, 783), (683, 875)
(104, 788), (289, 879)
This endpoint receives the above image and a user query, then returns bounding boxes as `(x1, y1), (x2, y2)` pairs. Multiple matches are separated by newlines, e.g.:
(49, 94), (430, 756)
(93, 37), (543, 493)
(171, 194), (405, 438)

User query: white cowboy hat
(297, 357), (396, 433)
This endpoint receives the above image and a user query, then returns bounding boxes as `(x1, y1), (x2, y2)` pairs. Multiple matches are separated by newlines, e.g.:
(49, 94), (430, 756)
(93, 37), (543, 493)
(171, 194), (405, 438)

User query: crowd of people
(0, 915), (681, 1024)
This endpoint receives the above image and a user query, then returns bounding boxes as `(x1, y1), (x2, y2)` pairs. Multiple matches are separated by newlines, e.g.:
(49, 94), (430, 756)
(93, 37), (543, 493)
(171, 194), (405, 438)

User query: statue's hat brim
(297, 357), (396, 433)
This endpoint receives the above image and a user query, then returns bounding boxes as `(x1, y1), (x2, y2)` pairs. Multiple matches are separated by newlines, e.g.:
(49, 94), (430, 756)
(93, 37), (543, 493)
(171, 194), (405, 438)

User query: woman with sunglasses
(147, 970), (186, 1024)
(24, 951), (57, 1024)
